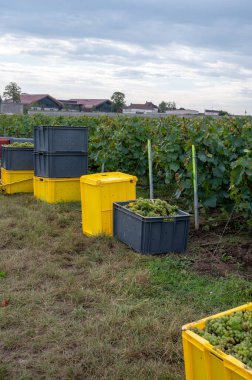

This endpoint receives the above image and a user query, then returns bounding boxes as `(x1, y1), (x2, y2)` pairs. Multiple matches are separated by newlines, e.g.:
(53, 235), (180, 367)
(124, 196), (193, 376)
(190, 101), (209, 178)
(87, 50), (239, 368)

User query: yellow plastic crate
(80, 172), (137, 236)
(182, 303), (252, 380)
(33, 176), (81, 203)
(0, 168), (34, 194)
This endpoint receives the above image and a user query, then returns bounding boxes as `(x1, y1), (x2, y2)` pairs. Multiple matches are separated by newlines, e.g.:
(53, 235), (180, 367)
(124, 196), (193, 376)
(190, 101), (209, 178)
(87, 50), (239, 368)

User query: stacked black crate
(2, 145), (34, 171)
(1, 144), (34, 194)
(33, 126), (88, 203)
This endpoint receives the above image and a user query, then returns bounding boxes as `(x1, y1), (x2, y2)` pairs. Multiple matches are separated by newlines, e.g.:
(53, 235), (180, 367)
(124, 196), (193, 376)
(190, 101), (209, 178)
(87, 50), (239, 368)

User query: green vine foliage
(0, 114), (251, 222)
(229, 122), (252, 223)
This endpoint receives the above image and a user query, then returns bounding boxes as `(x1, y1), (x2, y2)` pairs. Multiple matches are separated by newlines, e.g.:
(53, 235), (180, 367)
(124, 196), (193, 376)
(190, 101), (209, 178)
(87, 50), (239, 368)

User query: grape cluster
(5, 142), (34, 148)
(192, 310), (252, 368)
(125, 198), (179, 217)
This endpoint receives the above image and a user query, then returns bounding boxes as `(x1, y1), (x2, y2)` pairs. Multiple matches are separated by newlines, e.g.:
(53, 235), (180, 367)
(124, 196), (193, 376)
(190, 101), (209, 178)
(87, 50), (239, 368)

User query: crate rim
(80, 172), (137, 186)
(34, 125), (88, 130)
(113, 200), (190, 222)
(2, 146), (33, 150)
(34, 151), (87, 156)
(34, 176), (81, 182)
(1, 168), (34, 174)
(182, 302), (252, 330)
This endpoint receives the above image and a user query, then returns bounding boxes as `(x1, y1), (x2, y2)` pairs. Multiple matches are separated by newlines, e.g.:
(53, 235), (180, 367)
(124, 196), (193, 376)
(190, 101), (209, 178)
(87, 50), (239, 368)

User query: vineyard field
(0, 114), (251, 222)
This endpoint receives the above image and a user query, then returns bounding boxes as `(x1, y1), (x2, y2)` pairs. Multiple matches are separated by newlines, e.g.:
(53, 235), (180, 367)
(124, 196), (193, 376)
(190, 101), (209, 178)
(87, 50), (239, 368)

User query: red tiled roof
(20, 94), (62, 107)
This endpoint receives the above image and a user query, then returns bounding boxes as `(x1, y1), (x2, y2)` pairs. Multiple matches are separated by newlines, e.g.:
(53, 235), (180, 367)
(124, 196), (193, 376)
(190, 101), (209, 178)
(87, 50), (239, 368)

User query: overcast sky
(0, 0), (252, 114)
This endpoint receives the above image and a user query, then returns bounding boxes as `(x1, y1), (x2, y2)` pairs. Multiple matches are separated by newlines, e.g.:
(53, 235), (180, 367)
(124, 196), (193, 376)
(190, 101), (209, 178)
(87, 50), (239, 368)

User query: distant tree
(0, 95), (2, 103)
(159, 101), (168, 113)
(167, 101), (176, 110)
(111, 91), (126, 112)
(218, 110), (229, 116)
(158, 100), (176, 113)
(3, 82), (21, 103)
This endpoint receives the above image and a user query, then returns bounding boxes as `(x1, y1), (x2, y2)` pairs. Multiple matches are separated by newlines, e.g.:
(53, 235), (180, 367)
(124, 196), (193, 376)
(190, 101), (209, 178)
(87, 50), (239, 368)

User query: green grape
(125, 198), (179, 217)
(191, 310), (252, 368)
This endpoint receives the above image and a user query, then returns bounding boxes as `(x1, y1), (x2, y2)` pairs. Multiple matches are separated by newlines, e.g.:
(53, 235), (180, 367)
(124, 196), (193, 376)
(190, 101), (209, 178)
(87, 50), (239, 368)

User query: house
(57, 100), (82, 112)
(60, 99), (112, 112)
(20, 94), (63, 111)
(204, 109), (220, 116)
(165, 109), (199, 116)
(123, 101), (159, 114)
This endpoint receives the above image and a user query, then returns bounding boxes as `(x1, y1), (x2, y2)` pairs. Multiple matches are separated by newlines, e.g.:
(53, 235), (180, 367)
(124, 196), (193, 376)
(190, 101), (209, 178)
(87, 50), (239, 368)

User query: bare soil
(188, 221), (252, 278)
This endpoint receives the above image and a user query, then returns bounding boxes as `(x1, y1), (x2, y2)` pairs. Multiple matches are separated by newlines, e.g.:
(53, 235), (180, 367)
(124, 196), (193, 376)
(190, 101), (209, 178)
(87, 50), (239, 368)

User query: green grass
(0, 194), (251, 379)
(148, 257), (252, 312)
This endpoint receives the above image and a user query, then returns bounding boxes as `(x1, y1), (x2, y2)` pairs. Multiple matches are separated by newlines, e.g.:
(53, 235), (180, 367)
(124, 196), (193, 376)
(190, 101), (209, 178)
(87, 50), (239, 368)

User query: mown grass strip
(148, 256), (252, 314)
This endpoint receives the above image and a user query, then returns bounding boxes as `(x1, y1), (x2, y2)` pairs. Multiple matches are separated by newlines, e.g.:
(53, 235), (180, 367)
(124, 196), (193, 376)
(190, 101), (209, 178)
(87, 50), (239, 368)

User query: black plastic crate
(1, 146), (34, 170)
(113, 201), (190, 255)
(34, 152), (88, 178)
(34, 126), (88, 153)
(9, 137), (34, 144)
(0, 138), (10, 159)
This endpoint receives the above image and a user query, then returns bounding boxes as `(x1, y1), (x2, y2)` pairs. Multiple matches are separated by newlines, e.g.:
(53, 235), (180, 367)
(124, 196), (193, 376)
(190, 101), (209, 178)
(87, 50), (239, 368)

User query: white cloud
(0, 33), (252, 114)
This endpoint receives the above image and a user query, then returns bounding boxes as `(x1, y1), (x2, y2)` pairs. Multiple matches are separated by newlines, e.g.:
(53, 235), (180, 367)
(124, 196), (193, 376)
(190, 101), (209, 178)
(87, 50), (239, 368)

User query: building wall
(165, 110), (199, 115)
(28, 110), (222, 118)
(0, 103), (24, 114)
(204, 111), (219, 116)
(123, 108), (158, 114)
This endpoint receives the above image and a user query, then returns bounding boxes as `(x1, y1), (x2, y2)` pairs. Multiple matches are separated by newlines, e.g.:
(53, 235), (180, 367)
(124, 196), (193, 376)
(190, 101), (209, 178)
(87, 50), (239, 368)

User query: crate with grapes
(182, 303), (252, 380)
(113, 198), (190, 255)
(1, 143), (34, 170)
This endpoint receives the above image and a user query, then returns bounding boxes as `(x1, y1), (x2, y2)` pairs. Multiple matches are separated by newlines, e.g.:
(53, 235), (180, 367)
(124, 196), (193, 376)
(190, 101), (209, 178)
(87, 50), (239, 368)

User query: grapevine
(125, 198), (179, 217)
(0, 114), (251, 222)
(192, 310), (252, 368)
